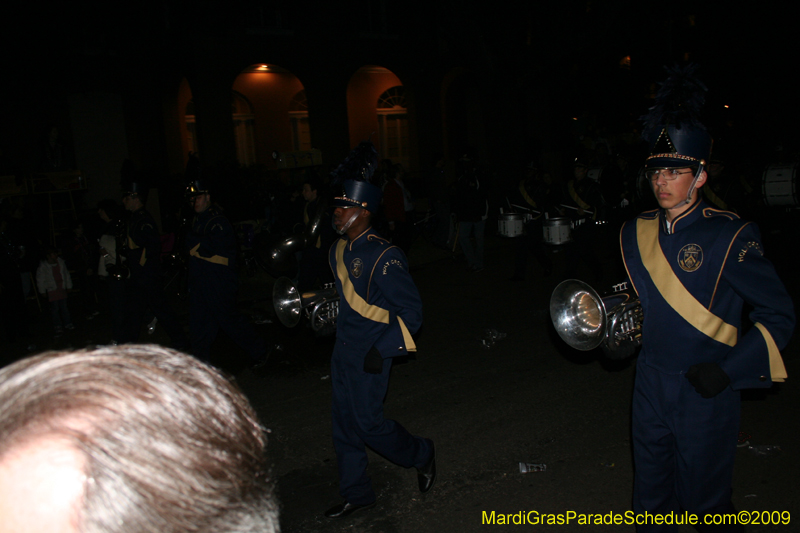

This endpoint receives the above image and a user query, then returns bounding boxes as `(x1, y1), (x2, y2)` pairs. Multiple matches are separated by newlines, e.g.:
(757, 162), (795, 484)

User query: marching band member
(324, 144), (435, 519)
(621, 67), (794, 532)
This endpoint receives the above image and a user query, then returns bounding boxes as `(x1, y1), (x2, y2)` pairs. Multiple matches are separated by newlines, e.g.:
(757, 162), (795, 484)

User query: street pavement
(2, 227), (798, 533)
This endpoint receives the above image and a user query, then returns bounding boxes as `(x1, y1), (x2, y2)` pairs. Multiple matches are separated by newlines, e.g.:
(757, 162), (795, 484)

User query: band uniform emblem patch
(677, 243), (703, 272)
(350, 257), (364, 278)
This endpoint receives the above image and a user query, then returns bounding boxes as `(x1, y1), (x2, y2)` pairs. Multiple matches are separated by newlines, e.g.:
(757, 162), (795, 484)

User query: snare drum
(543, 217), (572, 245)
(498, 213), (525, 237)
(762, 164), (798, 207)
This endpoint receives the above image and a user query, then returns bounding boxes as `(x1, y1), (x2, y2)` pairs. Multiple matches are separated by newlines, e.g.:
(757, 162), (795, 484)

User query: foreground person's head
(0, 345), (279, 533)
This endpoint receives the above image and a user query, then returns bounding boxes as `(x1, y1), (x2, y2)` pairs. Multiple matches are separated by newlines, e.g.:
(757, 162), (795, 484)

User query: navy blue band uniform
(620, 199), (794, 527)
(185, 204), (265, 363)
(328, 226), (431, 505)
(121, 207), (187, 348)
(126, 207), (161, 279)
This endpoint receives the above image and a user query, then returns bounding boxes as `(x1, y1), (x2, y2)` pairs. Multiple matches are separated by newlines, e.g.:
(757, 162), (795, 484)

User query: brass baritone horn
(266, 196), (330, 274)
(272, 277), (339, 335)
(549, 279), (643, 359)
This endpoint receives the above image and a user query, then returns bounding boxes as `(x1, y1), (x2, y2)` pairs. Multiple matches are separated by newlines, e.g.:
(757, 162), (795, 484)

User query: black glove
(686, 363), (731, 398)
(363, 347), (384, 374)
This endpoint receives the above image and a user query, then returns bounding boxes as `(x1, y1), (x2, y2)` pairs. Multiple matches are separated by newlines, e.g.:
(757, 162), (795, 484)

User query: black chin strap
(334, 209), (360, 235)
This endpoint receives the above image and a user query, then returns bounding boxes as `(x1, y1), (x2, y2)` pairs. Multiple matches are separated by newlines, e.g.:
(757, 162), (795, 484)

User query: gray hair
(0, 345), (279, 533)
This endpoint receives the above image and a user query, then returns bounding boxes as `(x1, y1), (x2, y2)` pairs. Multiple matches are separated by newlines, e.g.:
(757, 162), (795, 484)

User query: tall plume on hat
(641, 64), (712, 172)
(329, 141), (379, 187)
(641, 63), (708, 138)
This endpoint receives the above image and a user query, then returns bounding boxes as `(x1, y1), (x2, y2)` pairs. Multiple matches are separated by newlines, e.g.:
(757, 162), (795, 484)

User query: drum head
(762, 164), (798, 207)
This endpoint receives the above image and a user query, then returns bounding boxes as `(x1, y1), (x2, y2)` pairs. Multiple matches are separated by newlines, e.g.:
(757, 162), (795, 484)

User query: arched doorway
(232, 63), (309, 169)
(346, 66), (414, 171)
(376, 86), (410, 170)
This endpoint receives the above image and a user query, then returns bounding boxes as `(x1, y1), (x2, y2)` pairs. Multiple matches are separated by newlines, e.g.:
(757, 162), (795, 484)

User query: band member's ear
(695, 171), (707, 188)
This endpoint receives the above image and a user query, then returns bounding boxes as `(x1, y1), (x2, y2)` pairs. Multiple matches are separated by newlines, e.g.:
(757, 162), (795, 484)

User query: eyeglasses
(645, 169), (694, 182)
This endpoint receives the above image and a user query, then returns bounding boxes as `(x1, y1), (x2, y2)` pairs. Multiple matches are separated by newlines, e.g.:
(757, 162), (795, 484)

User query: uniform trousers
(633, 359), (742, 532)
(189, 273), (265, 363)
(123, 273), (187, 350)
(331, 340), (431, 505)
(458, 220), (485, 270)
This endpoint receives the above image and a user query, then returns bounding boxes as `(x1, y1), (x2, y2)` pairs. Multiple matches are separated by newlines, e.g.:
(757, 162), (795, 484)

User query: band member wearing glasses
(620, 104), (794, 530)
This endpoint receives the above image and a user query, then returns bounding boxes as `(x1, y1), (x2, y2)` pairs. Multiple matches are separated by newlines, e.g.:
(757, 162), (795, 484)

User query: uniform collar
(346, 226), (373, 248)
(661, 199), (705, 234)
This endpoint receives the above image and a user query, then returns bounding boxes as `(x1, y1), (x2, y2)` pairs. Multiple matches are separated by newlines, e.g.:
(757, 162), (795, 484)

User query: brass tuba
(266, 196), (329, 274)
(549, 279), (643, 359)
(273, 276), (339, 335)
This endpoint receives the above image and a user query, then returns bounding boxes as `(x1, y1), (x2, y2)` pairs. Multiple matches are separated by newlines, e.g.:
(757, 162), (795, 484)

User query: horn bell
(549, 279), (607, 351)
(273, 276), (340, 333)
(273, 276), (303, 328)
(265, 233), (305, 275)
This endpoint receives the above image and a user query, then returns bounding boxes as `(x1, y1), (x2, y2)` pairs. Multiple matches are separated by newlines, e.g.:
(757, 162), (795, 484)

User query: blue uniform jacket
(125, 207), (161, 278)
(329, 227), (422, 358)
(620, 200), (794, 390)
(185, 206), (237, 282)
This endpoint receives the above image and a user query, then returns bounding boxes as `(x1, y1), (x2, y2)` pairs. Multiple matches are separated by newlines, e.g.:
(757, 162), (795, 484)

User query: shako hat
(332, 180), (382, 212)
(329, 141), (382, 212)
(641, 64), (712, 170)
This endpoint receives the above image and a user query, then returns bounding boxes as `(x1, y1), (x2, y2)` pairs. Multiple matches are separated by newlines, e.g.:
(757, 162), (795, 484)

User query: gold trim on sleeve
(754, 322), (787, 382)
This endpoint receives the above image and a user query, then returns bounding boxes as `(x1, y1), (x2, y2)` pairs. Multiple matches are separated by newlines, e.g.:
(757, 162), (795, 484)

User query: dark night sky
(3, 1), (797, 160)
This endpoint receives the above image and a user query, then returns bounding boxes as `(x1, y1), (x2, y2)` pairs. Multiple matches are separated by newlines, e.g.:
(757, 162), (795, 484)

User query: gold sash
(637, 217), (786, 381)
(335, 240), (416, 351)
(637, 217), (737, 346)
(127, 235), (147, 267)
(567, 181), (595, 220)
(189, 243), (229, 266)
(518, 182), (541, 220)
(188, 215), (231, 266)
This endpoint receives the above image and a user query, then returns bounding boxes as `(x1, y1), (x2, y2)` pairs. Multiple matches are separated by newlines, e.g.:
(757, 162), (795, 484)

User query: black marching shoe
(417, 439), (436, 493)
(324, 501), (376, 519)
